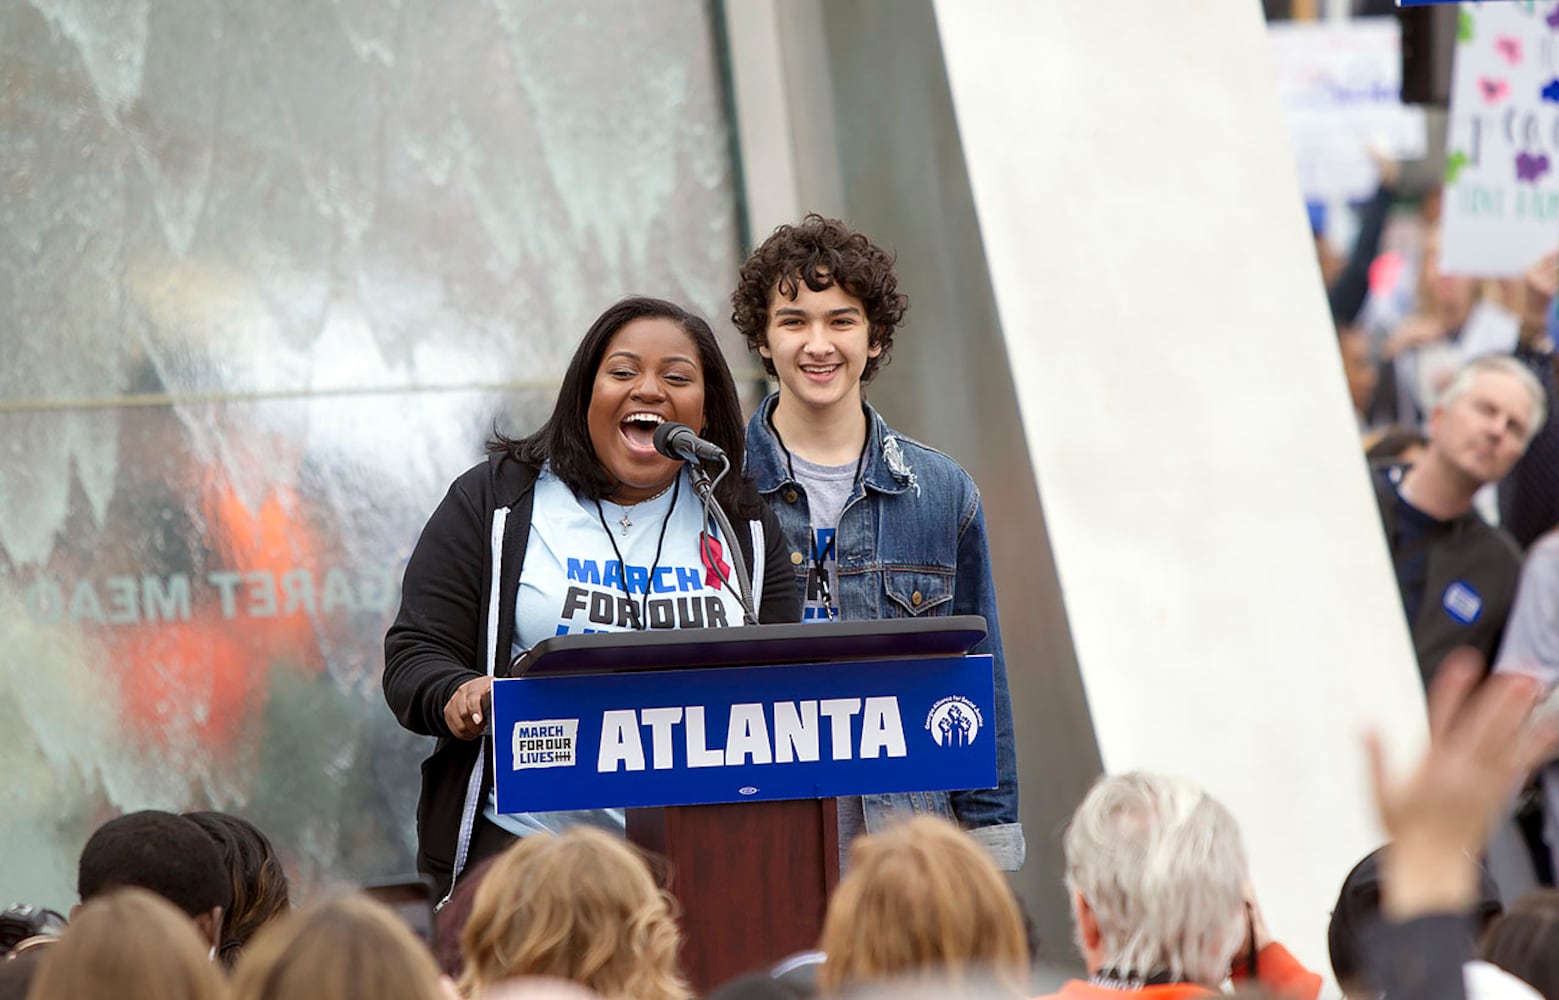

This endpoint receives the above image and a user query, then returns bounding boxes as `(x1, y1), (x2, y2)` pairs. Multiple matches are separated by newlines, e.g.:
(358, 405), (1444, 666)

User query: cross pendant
(618, 512), (632, 535)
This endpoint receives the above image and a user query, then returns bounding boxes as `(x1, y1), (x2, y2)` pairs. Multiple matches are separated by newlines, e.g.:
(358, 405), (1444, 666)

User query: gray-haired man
(1373, 355), (1547, 684)
(1041, 773), (1319, 1000)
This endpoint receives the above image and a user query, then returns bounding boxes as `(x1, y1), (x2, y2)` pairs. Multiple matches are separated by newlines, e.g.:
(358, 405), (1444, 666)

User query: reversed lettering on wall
(21, 565), (402, 625)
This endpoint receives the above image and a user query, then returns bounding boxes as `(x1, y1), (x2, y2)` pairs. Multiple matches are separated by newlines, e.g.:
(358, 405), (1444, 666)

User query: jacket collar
(489, 452), (541, 509)
(748, 393), (917, 496)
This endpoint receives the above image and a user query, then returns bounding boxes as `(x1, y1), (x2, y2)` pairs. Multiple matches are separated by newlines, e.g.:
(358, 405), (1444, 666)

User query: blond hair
(229, 894), (445, 1000)
(28, 888), (228, 1000)
(816, 816), (1029, 994)
(458, 828), (689, 1000)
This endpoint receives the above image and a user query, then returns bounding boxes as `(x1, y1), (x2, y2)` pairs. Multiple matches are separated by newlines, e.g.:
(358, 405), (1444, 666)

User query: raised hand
(1366, 649), (1559, 919)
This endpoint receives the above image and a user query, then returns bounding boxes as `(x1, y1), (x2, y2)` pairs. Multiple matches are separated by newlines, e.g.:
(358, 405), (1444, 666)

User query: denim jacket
(744, 394), (1025, 870)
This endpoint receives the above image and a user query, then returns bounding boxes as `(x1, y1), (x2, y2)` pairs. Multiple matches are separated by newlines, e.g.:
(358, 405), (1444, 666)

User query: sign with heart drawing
(1440, 2), (1559, 277)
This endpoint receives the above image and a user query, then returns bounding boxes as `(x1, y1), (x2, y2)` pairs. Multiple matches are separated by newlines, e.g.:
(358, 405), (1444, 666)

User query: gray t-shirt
(789, 451), (864, 864)
(1494, 529), (1559, 901)
(789, 451), (855, 623)
(1495, 529), (1559, 683)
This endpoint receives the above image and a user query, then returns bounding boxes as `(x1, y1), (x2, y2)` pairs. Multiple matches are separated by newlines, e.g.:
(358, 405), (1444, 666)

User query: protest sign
(1267, 19), (1427, 206)
(1440, 2), (1559, 276)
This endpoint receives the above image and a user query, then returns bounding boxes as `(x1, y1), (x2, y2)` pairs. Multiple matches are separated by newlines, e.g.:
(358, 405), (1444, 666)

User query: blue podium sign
(490, 654), (996, 813)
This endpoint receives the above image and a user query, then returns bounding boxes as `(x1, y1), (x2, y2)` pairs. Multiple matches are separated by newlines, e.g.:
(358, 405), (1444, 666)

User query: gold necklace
(605, 481), (676, 535)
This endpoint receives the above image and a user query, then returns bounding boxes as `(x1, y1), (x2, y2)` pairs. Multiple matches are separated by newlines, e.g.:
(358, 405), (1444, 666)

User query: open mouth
(619, 412), (666, 452)
(801, 363), (841, 379)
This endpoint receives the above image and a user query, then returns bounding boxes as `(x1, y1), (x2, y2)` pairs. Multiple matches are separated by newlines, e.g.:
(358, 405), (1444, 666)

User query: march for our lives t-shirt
(486, 465), (746, 838)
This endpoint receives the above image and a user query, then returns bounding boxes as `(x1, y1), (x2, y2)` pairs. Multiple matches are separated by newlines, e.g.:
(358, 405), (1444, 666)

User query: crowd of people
(6, 203), (1557, 1000)
(1325, 159), (1559, 890)
(4, 662), (1557, 1000)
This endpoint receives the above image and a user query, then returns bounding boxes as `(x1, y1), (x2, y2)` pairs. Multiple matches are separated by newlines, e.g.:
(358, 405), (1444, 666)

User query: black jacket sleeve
(1366, 913), (1471, 1000)
(756, 501), (802, 624)
(383, 475), (489, 738)
(1329, 183), (1395, 326)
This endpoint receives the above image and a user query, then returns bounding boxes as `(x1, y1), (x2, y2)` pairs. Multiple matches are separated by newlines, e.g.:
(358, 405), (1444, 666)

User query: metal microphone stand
(687, 457), (758, 626)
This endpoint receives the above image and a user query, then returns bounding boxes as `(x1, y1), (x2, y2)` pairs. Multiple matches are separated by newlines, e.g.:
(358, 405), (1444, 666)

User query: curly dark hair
(488, 296), (758, 519)
(731, 214), (909, 384)
(77, 811), (233, 919)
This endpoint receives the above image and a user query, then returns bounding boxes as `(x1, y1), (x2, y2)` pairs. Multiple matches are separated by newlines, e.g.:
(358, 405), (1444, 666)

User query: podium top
(510, 616), (988, 678)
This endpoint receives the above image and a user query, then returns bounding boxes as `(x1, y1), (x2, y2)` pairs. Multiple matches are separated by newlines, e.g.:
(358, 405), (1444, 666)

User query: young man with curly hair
(732, 214), (1024, 870)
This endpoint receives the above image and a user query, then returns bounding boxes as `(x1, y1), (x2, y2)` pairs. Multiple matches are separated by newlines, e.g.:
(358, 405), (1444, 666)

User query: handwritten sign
(1267, 19), (1427, 205)
(1440, 1), (1559, 276)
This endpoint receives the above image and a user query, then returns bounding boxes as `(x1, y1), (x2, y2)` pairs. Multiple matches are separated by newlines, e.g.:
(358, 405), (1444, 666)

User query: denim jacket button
(784, 490), (798, 503)
(911, 590), (923, 606)
(790, 551), (804, 565)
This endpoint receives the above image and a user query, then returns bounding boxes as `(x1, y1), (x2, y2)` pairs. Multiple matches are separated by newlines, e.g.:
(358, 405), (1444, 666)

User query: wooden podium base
(628, 798), (840, 993)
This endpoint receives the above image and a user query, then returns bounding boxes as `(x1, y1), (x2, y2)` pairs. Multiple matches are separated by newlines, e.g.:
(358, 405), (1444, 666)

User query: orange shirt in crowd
(1037, 942), (1323, 1000)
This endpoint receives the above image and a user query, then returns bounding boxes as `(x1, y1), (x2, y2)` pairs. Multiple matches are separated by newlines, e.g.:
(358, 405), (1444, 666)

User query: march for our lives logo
(512, 718), (580, 770)
(925, 696), (982, 748)
(558, 558), (730, 635)
(1442, 581), (1483, 625)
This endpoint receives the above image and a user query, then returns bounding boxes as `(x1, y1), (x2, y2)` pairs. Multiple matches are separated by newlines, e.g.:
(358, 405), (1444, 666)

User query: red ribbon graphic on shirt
(700, 532), (730, 590)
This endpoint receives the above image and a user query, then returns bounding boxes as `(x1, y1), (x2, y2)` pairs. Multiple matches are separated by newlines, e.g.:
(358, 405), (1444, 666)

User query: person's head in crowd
(815, 815), (1029, 996)
(489, 295), (755, 518)
(818, 973), (1040, 1000)
(704, 969), (813, 1000)
(1337, 326), (1379, 423)
(76, 810), (232, 950)
(1480, 889), (1559, 1000)
(433, 854), (498, 980)
(1419, 356), (1546, 496)
(730, 212), (909, 391)
(1364, 424), (1428, 470)
(1327, 846), (1503, 1000)
(1062, 772), (1248, 989)
(184, 811), (291, 967)
(459, 827), (690, 1000)
(230, 894), (446, 1000)
(27, 888), (229, 1000)
(1463, 960), (1544, 1000)
(479, 978), (604, 1000)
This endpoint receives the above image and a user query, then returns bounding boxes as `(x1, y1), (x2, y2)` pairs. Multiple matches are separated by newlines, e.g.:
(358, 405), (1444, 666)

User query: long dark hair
(489, 297), (757, 518)
(184, 811), (291, 968)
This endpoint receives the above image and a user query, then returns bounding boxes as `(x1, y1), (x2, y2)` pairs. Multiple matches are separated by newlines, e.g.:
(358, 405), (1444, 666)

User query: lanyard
(592, 475), (681, 630)
(766, 410), (868, 623)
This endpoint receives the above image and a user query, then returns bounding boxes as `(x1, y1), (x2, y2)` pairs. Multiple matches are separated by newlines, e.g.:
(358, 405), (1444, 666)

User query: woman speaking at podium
(384, 297), (801, 899)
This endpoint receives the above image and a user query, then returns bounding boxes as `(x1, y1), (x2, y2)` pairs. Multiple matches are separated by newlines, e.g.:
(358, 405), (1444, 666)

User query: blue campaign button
(1442, 581), (1483, 625)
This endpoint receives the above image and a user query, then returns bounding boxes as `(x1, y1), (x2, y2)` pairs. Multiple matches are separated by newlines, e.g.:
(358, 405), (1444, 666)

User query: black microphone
(652, 422), (726, 463)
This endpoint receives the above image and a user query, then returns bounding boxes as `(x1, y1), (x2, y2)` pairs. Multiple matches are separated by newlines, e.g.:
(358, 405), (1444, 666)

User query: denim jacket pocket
(883, 568), (954, 617)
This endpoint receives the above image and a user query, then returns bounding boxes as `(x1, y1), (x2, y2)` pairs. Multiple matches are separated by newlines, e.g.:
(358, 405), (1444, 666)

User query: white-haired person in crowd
(1039, 773), (1321, 1000)
(1373, 354), (1546, 686)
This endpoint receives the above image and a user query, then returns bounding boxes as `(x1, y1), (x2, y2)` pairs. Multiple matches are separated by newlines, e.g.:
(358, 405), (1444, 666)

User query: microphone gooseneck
(650, 422), (756, 625)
